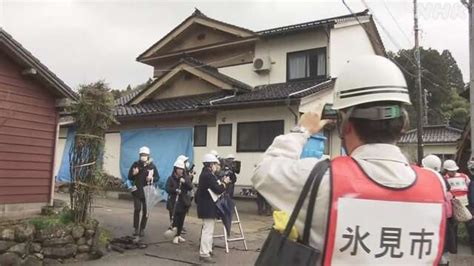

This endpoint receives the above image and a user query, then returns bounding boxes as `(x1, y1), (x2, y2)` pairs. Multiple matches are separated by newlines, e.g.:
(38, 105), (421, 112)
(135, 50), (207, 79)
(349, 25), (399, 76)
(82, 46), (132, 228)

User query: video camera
(218, 158), (241, 177)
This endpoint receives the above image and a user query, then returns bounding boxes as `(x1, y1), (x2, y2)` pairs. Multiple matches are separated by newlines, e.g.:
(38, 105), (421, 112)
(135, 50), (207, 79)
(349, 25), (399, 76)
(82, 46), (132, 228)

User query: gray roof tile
(399, 125), (462, 144)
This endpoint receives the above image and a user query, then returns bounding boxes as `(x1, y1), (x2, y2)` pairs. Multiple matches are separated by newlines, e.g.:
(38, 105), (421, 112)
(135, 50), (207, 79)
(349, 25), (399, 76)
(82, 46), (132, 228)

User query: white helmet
(422, 155), (442, 172)
(139, 146), (150, 155)
(332, 55), (411, 110)
(226, 154), (235, 159)
(443, 160), (459, 172)
(210, 150), (219, 158)
(177, 155), (188, 162)
(203, 153), (219, 163)
(173, 158), (185, 169)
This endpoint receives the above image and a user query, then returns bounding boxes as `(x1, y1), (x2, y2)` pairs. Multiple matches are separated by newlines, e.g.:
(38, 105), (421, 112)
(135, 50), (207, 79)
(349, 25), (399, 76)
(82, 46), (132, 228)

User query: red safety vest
(323, 157), (446, 266)
(444, 172), (470, 197)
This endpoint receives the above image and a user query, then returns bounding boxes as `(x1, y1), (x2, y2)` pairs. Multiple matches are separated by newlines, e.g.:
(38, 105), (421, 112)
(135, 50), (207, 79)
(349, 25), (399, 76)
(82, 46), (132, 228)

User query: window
(218, 124), (232, 146)
(194, 125), (207, 147)
(237, 120), (284, 152)
(287, 48), (326, 81)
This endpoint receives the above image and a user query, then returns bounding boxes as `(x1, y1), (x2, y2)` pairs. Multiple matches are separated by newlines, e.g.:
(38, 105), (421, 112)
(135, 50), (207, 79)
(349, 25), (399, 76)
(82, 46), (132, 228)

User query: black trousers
(133, 196), (147, 230)
(172, 211), (187, 236)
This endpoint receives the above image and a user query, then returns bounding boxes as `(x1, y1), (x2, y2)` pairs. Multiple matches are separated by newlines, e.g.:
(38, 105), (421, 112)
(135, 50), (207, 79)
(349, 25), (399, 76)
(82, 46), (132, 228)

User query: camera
(218, 158), (241, 178)
(321, 103), (337, 120)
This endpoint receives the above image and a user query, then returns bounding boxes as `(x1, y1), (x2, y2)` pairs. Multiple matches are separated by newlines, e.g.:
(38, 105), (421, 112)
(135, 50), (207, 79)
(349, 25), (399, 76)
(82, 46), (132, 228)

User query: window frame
(193, 125), (208, 147)
(237, 120), (284, 152)
(286, 47), (327, 82)
(218, 124), (233, 147)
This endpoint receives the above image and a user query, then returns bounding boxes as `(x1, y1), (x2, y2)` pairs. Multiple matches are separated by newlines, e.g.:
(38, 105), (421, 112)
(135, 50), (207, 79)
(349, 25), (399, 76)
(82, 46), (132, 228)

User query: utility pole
(414, 0), (424, 165)
(461, 0), (474, 165)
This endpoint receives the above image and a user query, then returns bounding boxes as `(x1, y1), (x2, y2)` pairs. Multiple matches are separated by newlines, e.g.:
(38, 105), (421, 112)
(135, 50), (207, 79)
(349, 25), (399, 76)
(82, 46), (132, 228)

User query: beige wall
(398, 144), (458, 163)
(160, 24), (238, 54)
(153, 73), (221, 100)
(219, 30), (329, 87)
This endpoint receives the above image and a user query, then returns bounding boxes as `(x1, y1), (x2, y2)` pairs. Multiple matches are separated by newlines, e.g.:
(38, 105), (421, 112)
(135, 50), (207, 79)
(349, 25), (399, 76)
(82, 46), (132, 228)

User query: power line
(356, 0), (445, 89)
(381, 0), (413, 46)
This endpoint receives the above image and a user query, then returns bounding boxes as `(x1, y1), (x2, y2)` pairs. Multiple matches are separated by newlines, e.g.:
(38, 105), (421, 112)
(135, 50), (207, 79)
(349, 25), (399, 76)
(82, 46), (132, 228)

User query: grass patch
(28, 209), (74, 230)
(98, 226), (113, 246)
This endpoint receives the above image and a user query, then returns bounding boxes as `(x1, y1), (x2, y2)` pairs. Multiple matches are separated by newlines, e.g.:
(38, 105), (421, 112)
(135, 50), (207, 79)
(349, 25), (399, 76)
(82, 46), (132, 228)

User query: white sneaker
(178, 236), (186, 243)
(172, 236), (179, 244)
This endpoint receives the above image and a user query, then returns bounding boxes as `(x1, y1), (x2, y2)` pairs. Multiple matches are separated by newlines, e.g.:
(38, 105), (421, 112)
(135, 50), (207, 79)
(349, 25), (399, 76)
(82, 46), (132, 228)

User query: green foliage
(69, 81), (117, 223)
(389, 48), (468, 128)
(29, 209), (74, 230)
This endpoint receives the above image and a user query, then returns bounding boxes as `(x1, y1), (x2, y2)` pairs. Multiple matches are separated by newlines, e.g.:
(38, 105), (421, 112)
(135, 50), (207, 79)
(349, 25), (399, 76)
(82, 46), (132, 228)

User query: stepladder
(213, 205), (248, 253)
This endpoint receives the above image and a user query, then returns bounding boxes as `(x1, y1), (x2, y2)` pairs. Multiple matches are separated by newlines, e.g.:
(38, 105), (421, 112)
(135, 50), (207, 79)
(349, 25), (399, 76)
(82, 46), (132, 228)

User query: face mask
(140, 156), (148, 162)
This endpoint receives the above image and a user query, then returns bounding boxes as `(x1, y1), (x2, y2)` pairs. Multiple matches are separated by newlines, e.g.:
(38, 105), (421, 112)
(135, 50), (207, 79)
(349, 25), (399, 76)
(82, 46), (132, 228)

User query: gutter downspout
(49, 115), (60, 206)
(285, 96), (299, 126)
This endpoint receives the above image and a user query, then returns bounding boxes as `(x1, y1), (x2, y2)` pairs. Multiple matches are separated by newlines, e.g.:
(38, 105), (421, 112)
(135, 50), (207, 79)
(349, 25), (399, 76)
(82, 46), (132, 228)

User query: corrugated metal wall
(0, 52), (56, 204)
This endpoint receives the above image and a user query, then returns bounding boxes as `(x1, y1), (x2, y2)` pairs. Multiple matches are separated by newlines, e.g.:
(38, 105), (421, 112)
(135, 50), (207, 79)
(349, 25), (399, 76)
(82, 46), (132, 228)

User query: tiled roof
(399, 125), (462, 144)
(257, 10), (369, 37)
(0, 28), (77, 100)
(114, 92), (230, 118)
(137, 9), (256, 61)
(211, 78), (335, 105)
(115, 87), (147, 106)
(114, 78), (334, 118)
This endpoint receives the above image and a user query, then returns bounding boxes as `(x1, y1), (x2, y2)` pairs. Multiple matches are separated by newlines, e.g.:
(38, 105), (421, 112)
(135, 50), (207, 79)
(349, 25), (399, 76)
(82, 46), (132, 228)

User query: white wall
(209, 105), (297, 186)
(219, 31), (329, 87)
(103, 133), (122, 178)
(53, 127), (68, 177)
(329, 23), (376, 78)
(97, 105), (296, 187)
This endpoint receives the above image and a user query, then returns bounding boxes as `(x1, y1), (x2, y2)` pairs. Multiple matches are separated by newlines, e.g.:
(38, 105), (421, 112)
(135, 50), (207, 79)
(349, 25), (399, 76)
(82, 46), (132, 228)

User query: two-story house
(56, 9), (385, 192)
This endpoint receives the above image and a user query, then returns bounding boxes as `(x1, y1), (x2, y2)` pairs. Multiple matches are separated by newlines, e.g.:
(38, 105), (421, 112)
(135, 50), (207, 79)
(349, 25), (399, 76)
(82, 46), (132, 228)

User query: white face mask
(140, 156), (148, 162)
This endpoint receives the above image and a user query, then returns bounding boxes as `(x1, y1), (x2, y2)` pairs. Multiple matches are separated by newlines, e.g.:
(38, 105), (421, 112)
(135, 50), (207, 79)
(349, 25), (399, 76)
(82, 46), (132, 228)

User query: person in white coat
(252, 55), (447, 265)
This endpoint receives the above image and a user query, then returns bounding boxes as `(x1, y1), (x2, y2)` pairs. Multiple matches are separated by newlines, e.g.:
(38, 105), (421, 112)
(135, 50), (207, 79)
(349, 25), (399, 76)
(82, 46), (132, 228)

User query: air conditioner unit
(253, 56), (271, 72)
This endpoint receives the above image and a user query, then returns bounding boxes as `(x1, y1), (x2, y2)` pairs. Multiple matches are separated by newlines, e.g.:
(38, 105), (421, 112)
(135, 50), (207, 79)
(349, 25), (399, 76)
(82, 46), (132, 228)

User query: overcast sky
(0, 0), (469, 90)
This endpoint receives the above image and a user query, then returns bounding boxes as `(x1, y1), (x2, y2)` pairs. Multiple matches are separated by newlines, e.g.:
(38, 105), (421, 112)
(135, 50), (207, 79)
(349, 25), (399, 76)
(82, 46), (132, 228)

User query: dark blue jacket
(196, 167), (226, 219)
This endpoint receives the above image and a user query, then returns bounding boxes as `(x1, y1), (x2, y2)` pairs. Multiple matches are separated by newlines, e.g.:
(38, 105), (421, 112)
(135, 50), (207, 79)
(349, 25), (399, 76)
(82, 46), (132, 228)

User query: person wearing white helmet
(252, 55), (446, 265)
(165, 157), (193, 244)
(196, 153), (231, 263)
(128, 146), (159, 237)
(444, 159), (470, 206)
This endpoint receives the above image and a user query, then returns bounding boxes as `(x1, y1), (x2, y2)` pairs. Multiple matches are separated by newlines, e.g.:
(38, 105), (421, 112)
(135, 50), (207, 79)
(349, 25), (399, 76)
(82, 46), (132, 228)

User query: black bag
(255, 160), (330, 266)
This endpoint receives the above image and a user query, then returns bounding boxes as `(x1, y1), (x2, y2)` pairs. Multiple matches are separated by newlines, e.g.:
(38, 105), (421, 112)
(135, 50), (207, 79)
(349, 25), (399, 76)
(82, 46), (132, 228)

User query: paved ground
(56, 193), (474, 266)
(58, 193), (271, 265)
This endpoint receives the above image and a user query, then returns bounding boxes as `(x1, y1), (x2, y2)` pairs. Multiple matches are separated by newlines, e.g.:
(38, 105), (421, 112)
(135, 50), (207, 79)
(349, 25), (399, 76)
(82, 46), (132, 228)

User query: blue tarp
(56, 128), (75, 182)
(120, 127), (194, 199)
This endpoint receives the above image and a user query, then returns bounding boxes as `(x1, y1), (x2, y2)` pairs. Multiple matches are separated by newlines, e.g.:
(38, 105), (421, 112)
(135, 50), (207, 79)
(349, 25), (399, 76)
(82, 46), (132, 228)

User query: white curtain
(289, 54), (308, 80)
(317, 53), (326, 76)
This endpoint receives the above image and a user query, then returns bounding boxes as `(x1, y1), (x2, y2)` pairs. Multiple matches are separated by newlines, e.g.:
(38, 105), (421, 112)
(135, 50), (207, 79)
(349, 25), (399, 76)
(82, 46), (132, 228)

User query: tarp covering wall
(120, 127), (194, 198)
(56, 128), (75, 182)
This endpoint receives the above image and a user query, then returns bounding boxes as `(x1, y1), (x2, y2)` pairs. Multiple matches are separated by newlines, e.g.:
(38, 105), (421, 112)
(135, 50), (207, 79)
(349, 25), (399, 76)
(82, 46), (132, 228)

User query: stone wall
(0, 220), (100, 265)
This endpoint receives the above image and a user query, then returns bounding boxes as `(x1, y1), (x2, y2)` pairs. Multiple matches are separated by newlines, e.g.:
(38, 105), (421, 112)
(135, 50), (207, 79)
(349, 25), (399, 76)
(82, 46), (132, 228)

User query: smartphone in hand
(321, 103), (337, 120)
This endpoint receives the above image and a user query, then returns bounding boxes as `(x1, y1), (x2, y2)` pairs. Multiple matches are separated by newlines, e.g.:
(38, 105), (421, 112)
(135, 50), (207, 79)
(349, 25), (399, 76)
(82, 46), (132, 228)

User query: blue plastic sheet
(120, 127), (194, 199)
(56, 127), (75, 182)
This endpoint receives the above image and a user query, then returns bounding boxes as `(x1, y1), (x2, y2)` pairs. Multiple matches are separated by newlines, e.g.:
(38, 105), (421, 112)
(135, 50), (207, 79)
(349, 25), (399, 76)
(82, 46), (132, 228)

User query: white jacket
(252, 132), (435, 265)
